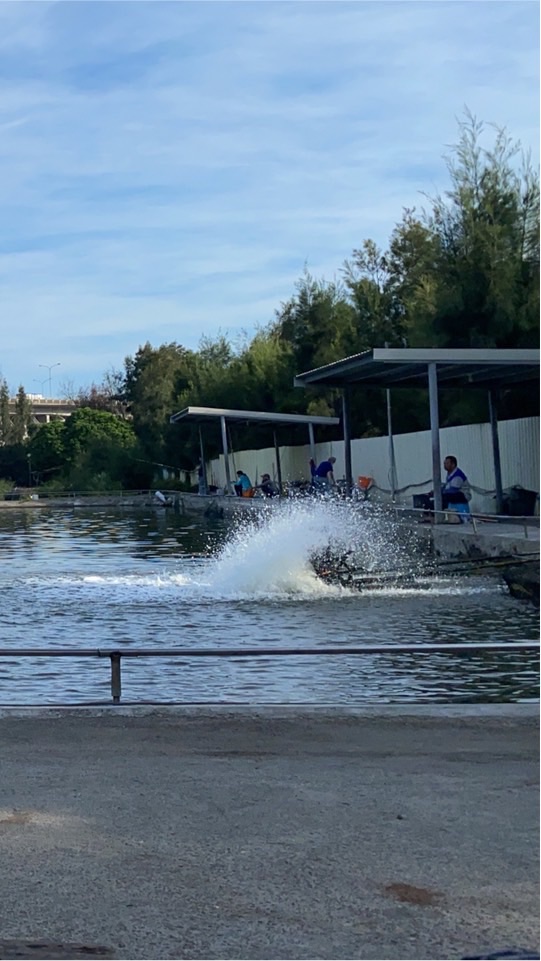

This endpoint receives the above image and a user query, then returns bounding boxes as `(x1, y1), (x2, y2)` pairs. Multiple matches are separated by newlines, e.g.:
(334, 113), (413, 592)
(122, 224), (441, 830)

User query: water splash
(200, 498), (420, 597)
(21, 500), (492, 604)
(21, 500), (432, 601)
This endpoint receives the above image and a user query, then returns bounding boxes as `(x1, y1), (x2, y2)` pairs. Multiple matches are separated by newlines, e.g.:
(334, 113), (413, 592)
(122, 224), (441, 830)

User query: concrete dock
(0, 706), (538, 960)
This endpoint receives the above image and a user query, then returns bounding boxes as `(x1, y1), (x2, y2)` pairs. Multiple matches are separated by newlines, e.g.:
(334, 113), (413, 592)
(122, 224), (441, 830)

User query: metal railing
(392, 505), (540, 538)
(0, 643), (538, 705)
(3, 489), (158, 504)
(3, 487), (539, 529)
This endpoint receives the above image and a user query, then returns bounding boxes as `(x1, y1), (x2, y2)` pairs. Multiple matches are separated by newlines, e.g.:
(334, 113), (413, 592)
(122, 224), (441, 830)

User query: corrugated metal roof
(294, 348), (540, 389)
(170, 406), (340, 427)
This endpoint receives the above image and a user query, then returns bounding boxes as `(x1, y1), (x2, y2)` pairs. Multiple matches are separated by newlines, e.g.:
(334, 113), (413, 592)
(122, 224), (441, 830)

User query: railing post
(110, 652), (122, 704)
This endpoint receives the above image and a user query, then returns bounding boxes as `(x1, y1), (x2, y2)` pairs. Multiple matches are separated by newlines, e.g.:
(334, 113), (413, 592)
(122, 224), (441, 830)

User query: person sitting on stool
(418, 456), (470, 514)
(234, 470), (253, 497)
(257, 473), (279, 497)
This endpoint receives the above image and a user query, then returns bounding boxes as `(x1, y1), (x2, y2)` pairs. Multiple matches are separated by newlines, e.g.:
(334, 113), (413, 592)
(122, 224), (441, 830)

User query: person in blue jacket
(234, 470), (253, 497)
(417, 455), (471, 514)
(441, 455), (471, 509)
(310, 456), (336, 490)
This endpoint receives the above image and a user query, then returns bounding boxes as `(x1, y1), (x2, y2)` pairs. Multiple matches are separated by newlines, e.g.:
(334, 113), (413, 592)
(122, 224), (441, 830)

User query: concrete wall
(205, 416), (539, 514)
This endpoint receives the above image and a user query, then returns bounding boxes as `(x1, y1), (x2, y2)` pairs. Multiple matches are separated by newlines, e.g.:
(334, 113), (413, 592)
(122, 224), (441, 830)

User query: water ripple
(0, 504), (537, 704)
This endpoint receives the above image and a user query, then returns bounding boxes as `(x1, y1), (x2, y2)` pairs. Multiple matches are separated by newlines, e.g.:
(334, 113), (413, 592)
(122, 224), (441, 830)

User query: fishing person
(234, 470), (254, 497)
(257, 473), (279, 497)
(312, 456), (337, 490)
(418, 455), (471, 515)
(441, 455), (471, 509)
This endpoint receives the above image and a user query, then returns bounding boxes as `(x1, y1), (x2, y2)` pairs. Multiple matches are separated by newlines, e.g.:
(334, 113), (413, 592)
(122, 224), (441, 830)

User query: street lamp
(27, 453), (32, 488)
(38, 362), (61, 398)
(33, 378), (48, 395)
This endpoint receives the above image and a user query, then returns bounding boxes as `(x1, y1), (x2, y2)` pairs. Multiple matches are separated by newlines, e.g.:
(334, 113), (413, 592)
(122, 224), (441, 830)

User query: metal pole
(386, 388), (398, 500)
(273, 430), (283, 495)
(220, 415), (232, 494)
(488, 390), (504, 515)
(308, 423), (316, 464)
(342, 389), (353, 494)
(1, 642), (538, 658)
(39, 362), (60, 398)
(198, 427), (208, 496)
(428, 363), (442, 520)
(384, 342), (398, 501)
(110, 652), (122, 704)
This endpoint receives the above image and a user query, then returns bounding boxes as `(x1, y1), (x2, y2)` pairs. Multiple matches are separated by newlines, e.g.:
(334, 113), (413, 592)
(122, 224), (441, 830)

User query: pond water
(0, 501), (538, 705)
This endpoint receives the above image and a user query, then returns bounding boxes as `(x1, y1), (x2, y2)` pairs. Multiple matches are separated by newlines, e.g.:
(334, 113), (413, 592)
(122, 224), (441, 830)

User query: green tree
(123, 342), (196, 466)
(343, 239), (407, 349)
(0, 379), (12, 445)
(28, 420), (66, 477)
(425, 112), (539, 348)
(59, 409), (136, 489)
(0, 443), (28, 485)
(276, 270), (356, 374)
(11, 386), (32, 444)
(63, 407), (135, 464)
(180, 334), (239, 411)
(385, 209), (440, 347)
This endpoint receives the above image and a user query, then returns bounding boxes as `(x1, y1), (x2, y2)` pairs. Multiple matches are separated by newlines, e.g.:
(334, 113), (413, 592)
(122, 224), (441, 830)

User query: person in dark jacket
(257, 473), (279, 497)
(312, 456), (336, 489)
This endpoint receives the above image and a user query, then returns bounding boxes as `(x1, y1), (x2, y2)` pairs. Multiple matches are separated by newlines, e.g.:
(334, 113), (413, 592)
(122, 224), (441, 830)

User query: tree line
(0, 114), (538, 492)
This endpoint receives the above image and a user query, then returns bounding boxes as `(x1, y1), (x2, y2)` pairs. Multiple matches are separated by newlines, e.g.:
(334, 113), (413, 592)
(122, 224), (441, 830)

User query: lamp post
(33, 378), (48, 395)
(27, 453), (32, 488)
(38, 362), (61, 398)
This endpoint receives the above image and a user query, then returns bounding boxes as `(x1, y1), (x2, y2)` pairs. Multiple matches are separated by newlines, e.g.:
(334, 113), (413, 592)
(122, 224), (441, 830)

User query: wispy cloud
(0, 0), (538, 392)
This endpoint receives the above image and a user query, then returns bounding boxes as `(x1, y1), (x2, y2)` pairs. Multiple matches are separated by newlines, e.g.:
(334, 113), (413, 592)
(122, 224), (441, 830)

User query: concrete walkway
(0, 706), (538, 960)
(431, 519), (539, 560)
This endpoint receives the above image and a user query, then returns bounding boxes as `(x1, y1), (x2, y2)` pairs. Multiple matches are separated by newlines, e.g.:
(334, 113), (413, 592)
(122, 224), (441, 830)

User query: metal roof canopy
(170, 405), (339, 428)
(294, 348), (540, 390)
(169, 406), (340, 495)
(294, 348), (540, 518)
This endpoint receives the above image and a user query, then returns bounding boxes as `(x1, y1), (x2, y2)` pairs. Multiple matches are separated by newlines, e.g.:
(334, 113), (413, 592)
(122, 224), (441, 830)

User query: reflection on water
(0, 504), (538, 704)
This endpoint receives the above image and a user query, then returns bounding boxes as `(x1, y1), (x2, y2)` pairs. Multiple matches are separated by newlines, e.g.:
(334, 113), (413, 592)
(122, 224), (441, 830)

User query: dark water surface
(0, 505), (538, 704)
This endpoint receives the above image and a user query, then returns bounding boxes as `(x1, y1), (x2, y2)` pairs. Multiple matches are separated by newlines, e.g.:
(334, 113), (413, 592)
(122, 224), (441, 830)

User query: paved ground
(0, 706), (538, 960)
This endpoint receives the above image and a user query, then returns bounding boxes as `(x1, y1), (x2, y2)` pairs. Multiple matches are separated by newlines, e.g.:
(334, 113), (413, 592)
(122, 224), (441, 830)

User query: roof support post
(386, 388), (398, 501)
(428, 363), (442, 521)
(198, 427), (208, 496)
(273, 430), (283, 495)
(220, 415), (232, 494)
(342, 388), (353, 494)
(308, 422), (316, 464)
(488, 389), (504, 514)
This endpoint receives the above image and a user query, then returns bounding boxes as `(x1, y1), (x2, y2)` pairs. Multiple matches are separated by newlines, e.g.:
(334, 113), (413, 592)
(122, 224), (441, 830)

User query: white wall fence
(203, 416), (539, 514)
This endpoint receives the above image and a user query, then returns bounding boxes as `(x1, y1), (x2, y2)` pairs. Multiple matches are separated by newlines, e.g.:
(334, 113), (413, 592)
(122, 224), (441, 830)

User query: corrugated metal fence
(206, 416), (539, 513)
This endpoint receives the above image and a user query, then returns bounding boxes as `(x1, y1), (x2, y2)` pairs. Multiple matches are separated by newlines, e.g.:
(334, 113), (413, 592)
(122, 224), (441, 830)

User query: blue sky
(0, 0), (538, 396)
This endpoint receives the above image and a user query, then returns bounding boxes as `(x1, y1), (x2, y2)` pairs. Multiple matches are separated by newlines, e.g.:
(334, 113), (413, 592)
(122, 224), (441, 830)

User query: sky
(0, 0), (538, 396)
